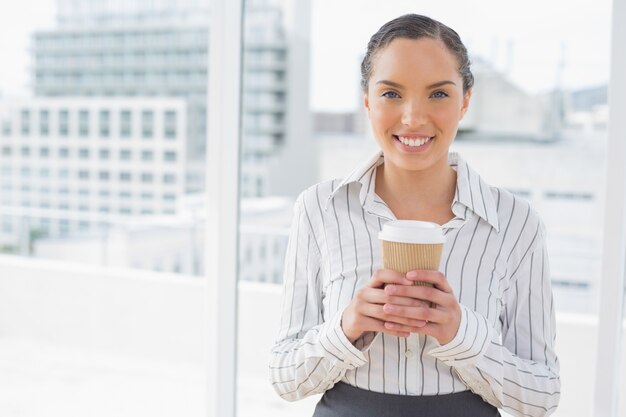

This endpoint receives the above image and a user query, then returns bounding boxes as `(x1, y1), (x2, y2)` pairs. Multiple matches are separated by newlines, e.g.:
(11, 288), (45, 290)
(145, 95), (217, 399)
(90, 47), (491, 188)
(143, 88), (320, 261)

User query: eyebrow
(375, 79), (457, 89)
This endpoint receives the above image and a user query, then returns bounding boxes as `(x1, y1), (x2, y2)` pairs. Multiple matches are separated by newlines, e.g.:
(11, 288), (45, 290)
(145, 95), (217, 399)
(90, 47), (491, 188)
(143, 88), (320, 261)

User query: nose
(401, 99), (427, 127)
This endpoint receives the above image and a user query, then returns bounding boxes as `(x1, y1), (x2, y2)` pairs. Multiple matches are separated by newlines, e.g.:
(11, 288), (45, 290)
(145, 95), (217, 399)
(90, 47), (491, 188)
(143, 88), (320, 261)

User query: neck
(375, 155), (457, 223)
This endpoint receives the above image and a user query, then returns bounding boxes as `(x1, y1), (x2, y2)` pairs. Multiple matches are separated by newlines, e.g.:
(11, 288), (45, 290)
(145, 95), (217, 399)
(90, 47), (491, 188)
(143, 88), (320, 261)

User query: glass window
(21, 147), (30, 157)
(21, 109), (30, 136)
(78, 170), (89, 179)
(39, 110), (49, 136)
(59, 148), (69, 158)
(164, 110), (176, 139)
(98, 171), (110, 181)
(99, 110), (110, 137)
(99, 149), (110, 160)
(39, 147), (50, 158)
(79, 109), (89, 137)
(79, 148), (89, 159)
(1, 120), (12, 136)
(120, 149), (132, 160)
(59, 109), (69, 136)
(141, 110), (154, 138)
(163, 151), (177, 162)
(141, 173), (153, 183)
(120, 109), (132, 138)
(163, 173), (176, 184)
(120, 172), (132, 181)
(141, 150), (154, 161)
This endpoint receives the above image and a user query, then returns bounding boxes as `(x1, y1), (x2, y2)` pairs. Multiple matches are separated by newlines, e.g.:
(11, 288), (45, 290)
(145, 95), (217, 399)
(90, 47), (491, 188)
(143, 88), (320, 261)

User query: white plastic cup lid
(378, 220), (446, 244)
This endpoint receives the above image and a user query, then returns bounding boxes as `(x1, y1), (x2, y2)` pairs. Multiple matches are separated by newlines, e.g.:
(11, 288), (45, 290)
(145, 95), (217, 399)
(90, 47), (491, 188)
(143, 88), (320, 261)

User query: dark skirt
(313, 382), (501, 417)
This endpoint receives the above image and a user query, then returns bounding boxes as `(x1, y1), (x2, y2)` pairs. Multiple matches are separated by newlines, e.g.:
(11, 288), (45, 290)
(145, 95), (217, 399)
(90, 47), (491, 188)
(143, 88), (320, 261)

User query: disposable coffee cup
(378, 220), (446, 288)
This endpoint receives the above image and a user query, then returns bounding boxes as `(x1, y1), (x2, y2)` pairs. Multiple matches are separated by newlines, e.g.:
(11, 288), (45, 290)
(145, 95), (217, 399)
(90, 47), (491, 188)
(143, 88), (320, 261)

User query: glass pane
(235, 1), (613, 417)
(0, 0), (210, 415)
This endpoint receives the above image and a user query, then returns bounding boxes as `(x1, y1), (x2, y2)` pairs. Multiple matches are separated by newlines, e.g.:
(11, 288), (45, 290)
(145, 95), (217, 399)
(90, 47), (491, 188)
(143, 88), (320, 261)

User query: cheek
(431, 107), (462, 128)
(369, 104), (398, 131)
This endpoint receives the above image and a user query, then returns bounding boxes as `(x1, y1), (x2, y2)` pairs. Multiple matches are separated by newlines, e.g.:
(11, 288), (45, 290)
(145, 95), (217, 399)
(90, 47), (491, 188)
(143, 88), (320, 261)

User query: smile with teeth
(395, 135), (433, 147)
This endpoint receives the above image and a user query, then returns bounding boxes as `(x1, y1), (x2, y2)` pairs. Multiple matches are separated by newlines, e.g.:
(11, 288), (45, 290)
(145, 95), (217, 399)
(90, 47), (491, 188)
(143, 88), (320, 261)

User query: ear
(459, 89), (472, 120)
(363, 93), (370, 114)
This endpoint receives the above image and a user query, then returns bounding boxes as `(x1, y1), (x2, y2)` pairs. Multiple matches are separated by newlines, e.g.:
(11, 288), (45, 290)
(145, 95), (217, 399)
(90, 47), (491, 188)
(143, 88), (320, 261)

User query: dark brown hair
(360, 14), (474, 93)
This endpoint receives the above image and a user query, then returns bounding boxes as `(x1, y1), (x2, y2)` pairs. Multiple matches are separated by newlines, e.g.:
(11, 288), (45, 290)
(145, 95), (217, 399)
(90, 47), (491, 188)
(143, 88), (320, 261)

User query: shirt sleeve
(429, 233), (561, 417)
(269, 195), (368, 401)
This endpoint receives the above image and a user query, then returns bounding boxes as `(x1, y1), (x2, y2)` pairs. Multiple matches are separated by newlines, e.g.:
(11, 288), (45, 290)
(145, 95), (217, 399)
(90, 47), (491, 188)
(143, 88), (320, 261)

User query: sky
(0, 0), (612, 112)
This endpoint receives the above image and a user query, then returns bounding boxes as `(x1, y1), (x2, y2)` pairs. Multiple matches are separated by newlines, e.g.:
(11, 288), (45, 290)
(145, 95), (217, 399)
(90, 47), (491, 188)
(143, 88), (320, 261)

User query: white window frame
(594, 0), (626, 415)
(205, 0), (243, 416)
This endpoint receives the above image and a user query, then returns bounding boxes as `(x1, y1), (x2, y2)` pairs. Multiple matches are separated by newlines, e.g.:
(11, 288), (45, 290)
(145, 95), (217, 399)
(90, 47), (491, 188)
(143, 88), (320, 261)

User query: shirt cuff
(427, 304), (493, 367)
(317, 309), (369, 369)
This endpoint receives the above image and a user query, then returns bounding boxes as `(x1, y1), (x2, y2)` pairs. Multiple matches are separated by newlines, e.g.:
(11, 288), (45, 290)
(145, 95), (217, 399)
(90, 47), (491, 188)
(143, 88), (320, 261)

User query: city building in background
(32, 0), (314, 197)
(0, 97), (186, 248)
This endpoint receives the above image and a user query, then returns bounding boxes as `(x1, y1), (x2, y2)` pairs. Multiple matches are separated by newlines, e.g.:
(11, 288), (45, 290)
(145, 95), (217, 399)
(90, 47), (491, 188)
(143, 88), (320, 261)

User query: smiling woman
(270, 14), (560, 417)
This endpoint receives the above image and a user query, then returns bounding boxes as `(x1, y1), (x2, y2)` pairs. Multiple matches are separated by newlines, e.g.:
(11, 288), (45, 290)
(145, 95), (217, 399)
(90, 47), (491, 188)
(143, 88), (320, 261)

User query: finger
(359, 287), (431, 308)
(353, 315), (410, 338)
(382, 303), (451, 325)
(369, 269), (413, 289)
(384, 321), (429, 333)
(406, 270), (454, 293)
(385, 284), (452, 308)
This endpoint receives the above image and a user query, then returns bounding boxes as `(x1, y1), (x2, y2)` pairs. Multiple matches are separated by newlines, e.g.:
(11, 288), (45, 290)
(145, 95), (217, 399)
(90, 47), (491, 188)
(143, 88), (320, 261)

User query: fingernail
(406, 271), (418, 279)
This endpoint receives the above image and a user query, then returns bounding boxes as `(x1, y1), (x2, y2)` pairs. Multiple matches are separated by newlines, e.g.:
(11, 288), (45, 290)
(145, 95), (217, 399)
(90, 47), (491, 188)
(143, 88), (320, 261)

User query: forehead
(370, 37), (461, 86)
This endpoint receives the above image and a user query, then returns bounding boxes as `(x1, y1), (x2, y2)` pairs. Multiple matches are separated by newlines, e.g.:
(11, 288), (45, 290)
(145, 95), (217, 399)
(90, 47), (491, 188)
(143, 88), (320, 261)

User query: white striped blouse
(269, 151), (561, 417)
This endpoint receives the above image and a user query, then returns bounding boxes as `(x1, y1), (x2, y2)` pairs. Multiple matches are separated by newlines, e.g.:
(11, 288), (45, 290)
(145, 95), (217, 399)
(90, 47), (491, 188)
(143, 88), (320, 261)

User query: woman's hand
(380, 270), (462, 345)
(341, 269), (429, 344)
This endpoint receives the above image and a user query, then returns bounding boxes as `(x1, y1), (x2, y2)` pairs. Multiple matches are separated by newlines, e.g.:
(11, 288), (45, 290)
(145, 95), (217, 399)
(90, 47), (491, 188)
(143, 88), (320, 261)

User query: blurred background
(0, 0), (622, 416)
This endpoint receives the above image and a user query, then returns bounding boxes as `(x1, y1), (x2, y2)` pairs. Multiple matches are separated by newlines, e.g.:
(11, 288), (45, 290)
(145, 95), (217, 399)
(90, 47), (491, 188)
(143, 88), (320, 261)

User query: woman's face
(364, 37), (471, 174)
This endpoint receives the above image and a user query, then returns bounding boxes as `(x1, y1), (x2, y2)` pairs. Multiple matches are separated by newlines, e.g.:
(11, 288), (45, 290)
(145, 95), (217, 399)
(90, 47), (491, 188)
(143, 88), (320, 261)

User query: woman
(270, 14), (560, 417)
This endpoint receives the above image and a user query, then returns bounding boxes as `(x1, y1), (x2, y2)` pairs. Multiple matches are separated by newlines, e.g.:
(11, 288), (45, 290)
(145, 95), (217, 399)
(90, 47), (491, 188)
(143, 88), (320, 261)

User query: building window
(141, 150), (154, 161)
(21, 167), (31, 177)
(120, 172), (132, 181)
(99, 110), (110, 137)
(120, 109), (132, 138)
(79, 110), (89, 137)
(21, 109), (30, 136)
(1, 146), (11, 156)
(21, 147), (30, 157)
(99, 171), (110, 181)
(78, 170), (89, 179)
(40, 147), (50, 158)
(59, 148), (69, 158)
(141, 173), (153, 183)
(142, 110), (154, 138)
(79, 189), (89, 196)
(39, 110), (49, 136)
(163, 173), (176, 184)
(120, 149), (132, 160)
(163, 151), (177, 162)
(119, 191), (131, 199)
(59, 170), (69, 179)
(59, 109), (69, 136)
(79, 148), (89, 159)
(141, 192), (153, 200)
(1, 120), (11, 136)
(163, 193), (176, 201)
(164, 110), (176, 139)
(99, 149), (110, 160)
(99, 190), (110, 197)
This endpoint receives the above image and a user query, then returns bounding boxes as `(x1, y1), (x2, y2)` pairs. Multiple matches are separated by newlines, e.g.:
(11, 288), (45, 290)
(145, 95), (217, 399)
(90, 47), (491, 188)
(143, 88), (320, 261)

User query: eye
(381, 91), (401, 99)
(430, 90), (449, 99)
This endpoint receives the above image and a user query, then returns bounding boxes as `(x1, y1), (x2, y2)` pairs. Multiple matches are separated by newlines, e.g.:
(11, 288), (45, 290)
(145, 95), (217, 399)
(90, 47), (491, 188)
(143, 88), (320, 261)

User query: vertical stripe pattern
(270, 152), (560, 417)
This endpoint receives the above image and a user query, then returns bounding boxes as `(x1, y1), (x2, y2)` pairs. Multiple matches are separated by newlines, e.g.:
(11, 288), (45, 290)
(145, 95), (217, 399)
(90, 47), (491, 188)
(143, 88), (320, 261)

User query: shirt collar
(450, 152), (500, 232)
(324, 150), (500, 232)
(324, 150), (383, 211)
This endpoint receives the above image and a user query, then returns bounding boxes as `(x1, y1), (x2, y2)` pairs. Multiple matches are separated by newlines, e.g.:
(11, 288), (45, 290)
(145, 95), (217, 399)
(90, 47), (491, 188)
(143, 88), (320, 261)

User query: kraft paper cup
(379, 220), (445, 288)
